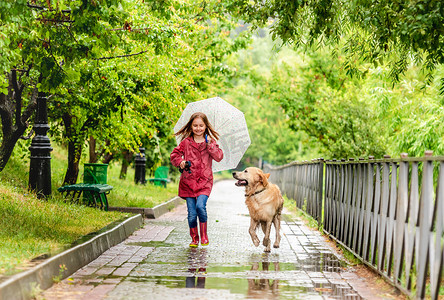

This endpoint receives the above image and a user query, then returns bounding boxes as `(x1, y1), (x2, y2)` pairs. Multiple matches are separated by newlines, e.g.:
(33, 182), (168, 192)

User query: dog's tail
(277, 196), (284, 215)
(277, 203), (283, 216)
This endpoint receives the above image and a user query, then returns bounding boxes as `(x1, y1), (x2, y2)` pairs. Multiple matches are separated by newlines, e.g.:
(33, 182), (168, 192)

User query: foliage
(222, 32), (444, 161)
(227, 0), (444, 87)
(0, 0), (251, 182)
(364, 64), (444, 157)
(268, 48), (388, 159)
(221, 34), (319, 166)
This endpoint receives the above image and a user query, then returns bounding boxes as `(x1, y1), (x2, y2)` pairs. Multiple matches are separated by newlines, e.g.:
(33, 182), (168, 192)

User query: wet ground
(38, 180), (398, 300)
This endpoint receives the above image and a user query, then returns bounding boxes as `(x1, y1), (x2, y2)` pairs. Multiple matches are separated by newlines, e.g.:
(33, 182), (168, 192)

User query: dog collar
(246, 188), (266, 197)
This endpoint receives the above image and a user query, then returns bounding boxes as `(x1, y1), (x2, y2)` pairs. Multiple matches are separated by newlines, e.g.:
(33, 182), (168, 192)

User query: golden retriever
(232, 167), (284, 252)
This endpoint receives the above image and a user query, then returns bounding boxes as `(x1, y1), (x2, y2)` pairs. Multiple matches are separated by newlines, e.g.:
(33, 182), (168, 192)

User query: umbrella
(174, 97), (251, 172)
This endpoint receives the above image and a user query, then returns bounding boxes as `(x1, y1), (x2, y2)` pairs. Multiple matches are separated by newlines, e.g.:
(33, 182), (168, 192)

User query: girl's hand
(179, 160), (186, 169)
(205, 134), (212, 144)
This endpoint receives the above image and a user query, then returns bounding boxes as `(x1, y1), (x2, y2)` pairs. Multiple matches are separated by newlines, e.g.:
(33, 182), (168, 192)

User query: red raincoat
(170, 137), (224, 198)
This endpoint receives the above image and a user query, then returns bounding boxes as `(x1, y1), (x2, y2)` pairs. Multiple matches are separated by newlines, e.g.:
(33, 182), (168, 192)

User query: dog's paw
(262, 238), (269, 247)
(253, 239), (260, 247)
(273, 243), (280, 248)
(264, 247), (271, 253)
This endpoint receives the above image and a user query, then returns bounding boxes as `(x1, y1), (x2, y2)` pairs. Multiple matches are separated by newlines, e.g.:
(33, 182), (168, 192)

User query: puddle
(298, 252), (348, 272)
(118, 247), (359, 299)
(207, 262), (298, 273)
(122, 275), (362, 299)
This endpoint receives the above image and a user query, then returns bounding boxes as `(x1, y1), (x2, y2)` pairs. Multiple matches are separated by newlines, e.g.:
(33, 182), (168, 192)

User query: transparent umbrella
(174, 97), (251, 172)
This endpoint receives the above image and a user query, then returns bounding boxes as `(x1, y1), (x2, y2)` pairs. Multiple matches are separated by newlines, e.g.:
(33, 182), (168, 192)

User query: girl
(170, 112), (224, 247)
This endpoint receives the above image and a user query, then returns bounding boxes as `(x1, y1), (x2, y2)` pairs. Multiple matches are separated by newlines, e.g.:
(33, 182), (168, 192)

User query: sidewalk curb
(0, 214), (143, 300)
(108, 196), (183, 218)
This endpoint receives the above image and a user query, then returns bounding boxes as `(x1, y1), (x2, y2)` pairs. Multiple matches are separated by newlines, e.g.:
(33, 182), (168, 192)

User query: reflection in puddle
(126, 251), (362, 299)
(299, 252), (347, 272)
(186, 248), (207, 289)
(247, 261), (279, 299)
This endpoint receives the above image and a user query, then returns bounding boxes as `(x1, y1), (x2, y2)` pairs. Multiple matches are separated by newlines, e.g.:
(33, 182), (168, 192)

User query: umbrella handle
(205, 134), (208, 143)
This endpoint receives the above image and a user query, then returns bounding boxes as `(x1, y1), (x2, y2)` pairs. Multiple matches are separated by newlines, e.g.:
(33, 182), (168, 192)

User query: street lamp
(29, 92), (53, 197)
(134, 147), (147, 184)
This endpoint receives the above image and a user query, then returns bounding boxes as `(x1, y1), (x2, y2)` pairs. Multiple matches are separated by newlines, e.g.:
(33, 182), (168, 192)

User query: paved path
(38, 180), (400, 299)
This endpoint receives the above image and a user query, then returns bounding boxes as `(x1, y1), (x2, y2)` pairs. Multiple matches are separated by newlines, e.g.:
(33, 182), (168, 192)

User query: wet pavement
(38, 180), (397, 300)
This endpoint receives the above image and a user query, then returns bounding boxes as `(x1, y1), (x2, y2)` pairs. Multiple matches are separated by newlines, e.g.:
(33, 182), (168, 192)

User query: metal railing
(264, 152), (444, 300)
(264, 159), (324, 224)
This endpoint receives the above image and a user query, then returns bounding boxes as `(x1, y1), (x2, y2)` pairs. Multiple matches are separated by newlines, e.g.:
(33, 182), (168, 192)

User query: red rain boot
(200, 222), (209, 246)
(189, 227), (199, 248)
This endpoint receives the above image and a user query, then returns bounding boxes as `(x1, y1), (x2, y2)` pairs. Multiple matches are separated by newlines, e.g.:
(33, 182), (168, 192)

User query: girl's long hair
(175, 112), (220, 142)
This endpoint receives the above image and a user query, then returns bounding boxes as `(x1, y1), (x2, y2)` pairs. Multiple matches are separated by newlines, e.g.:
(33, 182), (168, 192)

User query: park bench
(57, 163), (113, 211)
(148, 166), (170, 188)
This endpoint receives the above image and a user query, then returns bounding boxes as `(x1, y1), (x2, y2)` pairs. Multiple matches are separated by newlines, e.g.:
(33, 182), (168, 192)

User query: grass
(283, 196), (319, 229)
(0, 141), (180, 275)
(0, 182), (127, 275)
(106, 163), (179, 208)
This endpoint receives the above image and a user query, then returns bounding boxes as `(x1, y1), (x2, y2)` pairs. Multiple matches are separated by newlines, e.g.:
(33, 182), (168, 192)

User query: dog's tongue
(235, 180), (247, 186)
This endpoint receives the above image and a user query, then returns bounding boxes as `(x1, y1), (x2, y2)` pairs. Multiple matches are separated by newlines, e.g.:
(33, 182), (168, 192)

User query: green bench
(57, 183), (112, 211)
(148, 166), (170, 188)
(57, 163), (113, 211)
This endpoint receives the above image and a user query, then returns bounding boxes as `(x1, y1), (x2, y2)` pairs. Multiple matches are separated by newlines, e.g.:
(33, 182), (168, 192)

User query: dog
(232, 167), (284, 252)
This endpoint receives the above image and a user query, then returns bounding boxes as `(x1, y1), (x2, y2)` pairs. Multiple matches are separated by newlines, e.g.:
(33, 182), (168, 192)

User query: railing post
(416, 150), (433, 298)
(318, 158), (324, 225)
(394, 153), (408, 283)
(430, 159), (444, 299)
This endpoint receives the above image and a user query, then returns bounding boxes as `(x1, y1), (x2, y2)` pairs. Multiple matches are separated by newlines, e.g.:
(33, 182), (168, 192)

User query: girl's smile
(192, 117), (206, 138)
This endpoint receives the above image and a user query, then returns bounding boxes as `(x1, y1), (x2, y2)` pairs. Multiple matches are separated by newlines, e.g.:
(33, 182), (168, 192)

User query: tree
(228, 0), (444, 87)
(220, 34), (320, 165)
(0, 70), (37, 171)
(0, 0), (131, 172)
(0, 0), (251, 184)
(270, 49), (389, 159)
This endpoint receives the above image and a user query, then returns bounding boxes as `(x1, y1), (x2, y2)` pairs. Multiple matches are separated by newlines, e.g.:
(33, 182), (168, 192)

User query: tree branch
(10, 70), (25, 128)
(96, 50), (150, 60)
(63, 23), (78, 43)
(107, 27), (153, 32)
(20, 129), (34, 140)
(0, 86), (13, 137)
(27, 2), (71, 13)
(21, 84), (38, 123)
(36, 18), (74, 23)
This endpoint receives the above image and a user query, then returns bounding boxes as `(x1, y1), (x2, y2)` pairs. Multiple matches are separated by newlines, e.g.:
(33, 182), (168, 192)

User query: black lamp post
(134, 147), (147, 184)
(29, 92), (53, 198)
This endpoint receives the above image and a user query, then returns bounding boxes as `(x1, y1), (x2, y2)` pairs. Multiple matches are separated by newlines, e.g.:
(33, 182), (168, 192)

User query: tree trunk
(0, 131), (25, 172)
(89, 136), (98, 163)
(63, 138), (82, 185)
(62, 113), (84, 185)
(103, 152), (114, 164)
(0, 71), (37, 172)
(119, 150), (133, 179)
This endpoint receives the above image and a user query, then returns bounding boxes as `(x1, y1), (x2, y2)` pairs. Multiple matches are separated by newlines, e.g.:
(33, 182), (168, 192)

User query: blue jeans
(185, 195), (209, 228)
